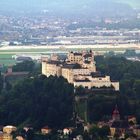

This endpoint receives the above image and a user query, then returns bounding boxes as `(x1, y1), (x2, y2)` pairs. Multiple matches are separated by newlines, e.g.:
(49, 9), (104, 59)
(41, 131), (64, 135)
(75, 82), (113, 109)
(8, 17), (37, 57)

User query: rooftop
(63, 63), (82, 69)
(83, 54), (92, 58)
(70, 52), (82, 56)
(74, 78), (91, 82)
(91, 72), (106, 78)
(111, 120), (129, 129)
(47, 60), (62, 65)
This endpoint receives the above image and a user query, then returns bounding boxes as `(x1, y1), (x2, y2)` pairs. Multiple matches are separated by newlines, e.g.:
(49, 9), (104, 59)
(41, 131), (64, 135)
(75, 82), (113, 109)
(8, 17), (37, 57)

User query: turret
(112, 105), (120, 121)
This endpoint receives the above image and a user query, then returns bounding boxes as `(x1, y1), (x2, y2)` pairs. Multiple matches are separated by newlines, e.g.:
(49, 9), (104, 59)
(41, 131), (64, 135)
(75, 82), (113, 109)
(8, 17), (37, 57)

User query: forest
(0, 56), (140, 130)
(0, 74), (74, 129)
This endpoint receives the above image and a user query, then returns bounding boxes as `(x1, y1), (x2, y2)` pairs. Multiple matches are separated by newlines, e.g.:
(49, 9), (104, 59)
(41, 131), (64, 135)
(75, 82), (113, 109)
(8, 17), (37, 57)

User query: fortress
(42, 51), (119, 91)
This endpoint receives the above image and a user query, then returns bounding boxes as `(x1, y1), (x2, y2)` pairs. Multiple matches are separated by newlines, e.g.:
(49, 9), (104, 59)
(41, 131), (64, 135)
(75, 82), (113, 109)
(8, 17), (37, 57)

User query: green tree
(12, 60), (35, 72)
(134, 80), (140, 96)
(0, 75), (74, 129)
(0, 71), (3, 93)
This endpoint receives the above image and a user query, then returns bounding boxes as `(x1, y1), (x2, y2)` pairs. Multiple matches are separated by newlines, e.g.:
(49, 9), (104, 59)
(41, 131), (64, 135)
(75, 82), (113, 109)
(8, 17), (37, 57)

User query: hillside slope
(0, 0), (139, 16)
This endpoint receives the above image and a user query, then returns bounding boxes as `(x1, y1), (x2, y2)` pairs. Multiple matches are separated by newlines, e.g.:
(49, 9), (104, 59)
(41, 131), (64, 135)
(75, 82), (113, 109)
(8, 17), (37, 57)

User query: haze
(0, 0), (140, 17)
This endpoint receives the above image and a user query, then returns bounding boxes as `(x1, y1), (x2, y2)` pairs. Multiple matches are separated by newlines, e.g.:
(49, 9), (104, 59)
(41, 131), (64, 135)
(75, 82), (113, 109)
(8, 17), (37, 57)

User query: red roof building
(112, 105), (120, 121)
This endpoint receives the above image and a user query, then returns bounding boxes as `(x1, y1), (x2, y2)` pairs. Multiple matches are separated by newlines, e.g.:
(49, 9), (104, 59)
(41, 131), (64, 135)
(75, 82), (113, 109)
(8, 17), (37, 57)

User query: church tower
(112, 105), (120, 121)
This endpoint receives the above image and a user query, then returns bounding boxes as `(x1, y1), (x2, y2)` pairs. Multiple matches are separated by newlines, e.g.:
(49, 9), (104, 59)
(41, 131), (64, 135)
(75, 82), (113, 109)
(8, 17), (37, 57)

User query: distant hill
(117, 0), (140, 9)
(0, 0), (139, 17)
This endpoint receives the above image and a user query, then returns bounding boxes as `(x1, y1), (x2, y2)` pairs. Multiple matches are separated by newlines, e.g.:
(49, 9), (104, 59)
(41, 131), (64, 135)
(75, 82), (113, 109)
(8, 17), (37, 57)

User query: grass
(0, 54), (14, 58)
(76, 99), (88, 122)
(0, 54), (16, 66)
(0, 48), (127, 53)
(0, 59), (16, 66)
(0, 46), (135, 66)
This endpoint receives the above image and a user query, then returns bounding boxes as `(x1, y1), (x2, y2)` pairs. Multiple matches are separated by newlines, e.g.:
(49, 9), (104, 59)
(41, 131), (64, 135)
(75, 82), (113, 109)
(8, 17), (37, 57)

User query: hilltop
(0, 0), (139, 17)
(117, 0), (140, 8)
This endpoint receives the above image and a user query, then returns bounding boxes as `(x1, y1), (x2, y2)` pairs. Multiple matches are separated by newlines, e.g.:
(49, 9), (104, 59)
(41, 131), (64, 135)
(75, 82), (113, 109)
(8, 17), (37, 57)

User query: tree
(124, 49), (136, 57)
(0, 71), (3, 93)
(133, 80), (140, 96)
(12, 60), (35, 72)
(0, 75), (74, 129)
(26, 129), (35, 140)
(89, 125), (110, 139)
(95, 56), (140, 96)
(75, 86), (86, 95)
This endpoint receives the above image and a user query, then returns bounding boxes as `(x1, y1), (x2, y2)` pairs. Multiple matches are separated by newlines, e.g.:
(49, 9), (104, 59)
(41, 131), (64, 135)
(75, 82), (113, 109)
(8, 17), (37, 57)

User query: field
(0, 44), (139, 66)
(0, 54), (16, 66)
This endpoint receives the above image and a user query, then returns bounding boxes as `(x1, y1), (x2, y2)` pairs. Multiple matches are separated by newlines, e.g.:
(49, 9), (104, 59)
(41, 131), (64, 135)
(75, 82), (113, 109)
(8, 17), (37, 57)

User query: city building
(112, 105), (120, 121)
(109, 106), (131, 139)
(0, 126), (16, 140)
(16, 136), (25, 140)
(3, 67), (29, 89)
(63, 128), (73, 135)
(42, 51), (119, 91)
(0, 132), (3, 140)
(2, 133), (13, 140)
(3, 126), (17, 134)
(133, 125), (140, 137)
(41, 126), (52, 135)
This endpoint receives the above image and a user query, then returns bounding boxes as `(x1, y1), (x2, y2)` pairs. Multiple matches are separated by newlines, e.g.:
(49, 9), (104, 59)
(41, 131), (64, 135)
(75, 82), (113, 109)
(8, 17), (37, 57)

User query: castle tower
(90, 50), (96, 72)
(82, 50), (96, 72)
(112, 105), (120, 121)
(42, 61), (47, 75)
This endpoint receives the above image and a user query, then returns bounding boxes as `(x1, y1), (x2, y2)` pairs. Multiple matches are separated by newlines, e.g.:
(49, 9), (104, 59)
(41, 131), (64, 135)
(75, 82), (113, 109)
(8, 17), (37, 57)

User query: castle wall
(42, 61), (47, 75)
(42, 51), (120, 91)
(74, 75), (119, 91)
(74, 81), (92, 89)
(111, 82), (120, 91)
(67, 53), (83, 64)
(62, 68), (73, 83)
(42, 62), (62, 77)
(72, 69), (91, 75)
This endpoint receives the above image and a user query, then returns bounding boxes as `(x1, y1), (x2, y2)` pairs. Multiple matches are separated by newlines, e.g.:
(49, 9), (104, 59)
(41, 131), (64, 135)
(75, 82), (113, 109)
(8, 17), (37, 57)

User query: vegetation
(95, 56), (140, 96)
(88, 94), (131, 122)
(89, 125), (110, 139)
(75, 56), (140, 125)
(12, 60), (35, 72)
(0, 72), (3, 93)
(12, 60), (41, 75)
(80, 56), (140, 124)
(0, 75), (74, 129)
(68, 19), (140, 30)
(0, 56), (140, 139)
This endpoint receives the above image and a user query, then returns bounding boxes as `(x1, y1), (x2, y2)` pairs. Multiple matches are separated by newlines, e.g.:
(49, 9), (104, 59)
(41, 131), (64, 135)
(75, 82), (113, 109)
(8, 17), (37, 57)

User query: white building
(42, 51), (119, 91)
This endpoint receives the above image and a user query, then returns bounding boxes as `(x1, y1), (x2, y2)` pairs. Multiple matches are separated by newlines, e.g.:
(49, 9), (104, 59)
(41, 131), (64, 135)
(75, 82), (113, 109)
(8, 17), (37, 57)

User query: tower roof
(112, 105), (120, 116)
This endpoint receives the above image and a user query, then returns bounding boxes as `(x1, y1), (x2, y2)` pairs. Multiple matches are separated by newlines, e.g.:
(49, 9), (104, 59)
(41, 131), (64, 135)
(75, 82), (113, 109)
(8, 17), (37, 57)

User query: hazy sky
(0, 0), (139, 16)
(0, 0), (139, 9)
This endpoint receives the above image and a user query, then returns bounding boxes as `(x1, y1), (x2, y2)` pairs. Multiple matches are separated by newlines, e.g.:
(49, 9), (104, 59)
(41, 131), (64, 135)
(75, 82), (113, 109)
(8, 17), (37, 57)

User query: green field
(0, 60), (16, 66)
(76, 99), (88, 122)
(0, 54), (14, 58)
(0, 54), (16, 66)
(0, 47), (132, 66)
(0, 47), (127, 53)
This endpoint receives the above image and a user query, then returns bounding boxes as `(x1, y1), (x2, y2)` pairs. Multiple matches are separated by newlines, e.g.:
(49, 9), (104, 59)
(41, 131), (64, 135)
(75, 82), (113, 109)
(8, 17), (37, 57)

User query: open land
(0, 44), (140, 66)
